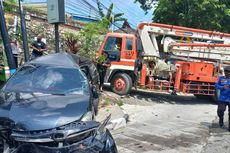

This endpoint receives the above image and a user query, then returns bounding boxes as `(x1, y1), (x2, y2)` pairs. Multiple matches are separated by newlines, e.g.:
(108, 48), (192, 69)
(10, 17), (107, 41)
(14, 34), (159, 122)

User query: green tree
(135, 0), (230, 33)
(96, 0), (126, 26)
(63, 32), (81, 54)
(78, 20), (109, 59)
(3, 0), (17, 12)
(134, 0), (159, 14)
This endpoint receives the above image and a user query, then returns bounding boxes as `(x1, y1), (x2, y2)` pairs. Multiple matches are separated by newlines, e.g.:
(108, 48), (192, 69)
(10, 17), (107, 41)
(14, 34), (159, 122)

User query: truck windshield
(3, 65), (89, 95)
(103, 36), (122, 61)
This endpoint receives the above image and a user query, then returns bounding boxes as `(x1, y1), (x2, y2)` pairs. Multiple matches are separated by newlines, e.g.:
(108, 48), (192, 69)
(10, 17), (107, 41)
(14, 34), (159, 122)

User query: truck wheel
(111, 73), (132, 95)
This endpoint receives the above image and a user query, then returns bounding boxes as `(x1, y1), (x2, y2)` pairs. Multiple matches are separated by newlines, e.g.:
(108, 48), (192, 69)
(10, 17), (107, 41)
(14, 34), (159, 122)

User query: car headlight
(81, 111), (93, 121)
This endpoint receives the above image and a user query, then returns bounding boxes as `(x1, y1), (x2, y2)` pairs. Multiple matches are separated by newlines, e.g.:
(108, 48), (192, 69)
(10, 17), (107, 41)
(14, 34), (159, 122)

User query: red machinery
(98, 22), (230, 96)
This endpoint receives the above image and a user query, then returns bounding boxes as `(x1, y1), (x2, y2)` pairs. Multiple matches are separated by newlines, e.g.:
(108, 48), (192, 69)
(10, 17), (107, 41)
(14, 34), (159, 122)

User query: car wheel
(111, 73), (132, 95)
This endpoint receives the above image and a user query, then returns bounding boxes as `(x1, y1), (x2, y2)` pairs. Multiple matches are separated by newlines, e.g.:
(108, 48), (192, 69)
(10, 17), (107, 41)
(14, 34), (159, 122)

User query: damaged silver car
(0, 53), (117, 153)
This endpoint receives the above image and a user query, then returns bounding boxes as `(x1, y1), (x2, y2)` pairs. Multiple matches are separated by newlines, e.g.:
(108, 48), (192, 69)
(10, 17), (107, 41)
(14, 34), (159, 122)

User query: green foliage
(97, 0), (126, 26)
(117, 100), (124, 106)
(101, 97), (110, 107)
(97, 0), (105, 18)
(135, 0), (158, 13)
(97, 54), (107, 64)
(63, 32), (81, 54)
(78, 20), (109, 59)
(3, 0), (17, 12)
(135, 0), (230, 33)
(105, 3), (113, 21)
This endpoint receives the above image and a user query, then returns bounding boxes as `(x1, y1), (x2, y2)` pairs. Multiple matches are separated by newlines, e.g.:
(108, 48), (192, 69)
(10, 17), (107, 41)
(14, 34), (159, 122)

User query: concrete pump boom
(137, 22), (230, 62)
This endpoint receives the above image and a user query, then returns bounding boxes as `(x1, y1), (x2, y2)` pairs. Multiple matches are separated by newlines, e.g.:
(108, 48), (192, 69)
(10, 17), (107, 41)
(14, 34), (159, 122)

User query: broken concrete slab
(96, 103), (129, 130)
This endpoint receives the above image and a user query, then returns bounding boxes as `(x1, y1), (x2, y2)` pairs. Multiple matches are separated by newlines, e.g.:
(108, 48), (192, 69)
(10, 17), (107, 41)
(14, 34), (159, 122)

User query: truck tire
(111, 73), (132, 95)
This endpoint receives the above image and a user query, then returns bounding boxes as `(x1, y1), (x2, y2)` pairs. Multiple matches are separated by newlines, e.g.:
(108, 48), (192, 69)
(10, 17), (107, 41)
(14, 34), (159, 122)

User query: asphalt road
(109, 90), (230, 153)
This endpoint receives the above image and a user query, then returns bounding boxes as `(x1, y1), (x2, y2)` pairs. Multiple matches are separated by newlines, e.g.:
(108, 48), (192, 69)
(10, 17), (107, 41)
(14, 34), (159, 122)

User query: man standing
(31, 35), (47, 60)
(215, 66), (230, 131)
(10, 39), (19, 68)
(97, 52), (111, 92)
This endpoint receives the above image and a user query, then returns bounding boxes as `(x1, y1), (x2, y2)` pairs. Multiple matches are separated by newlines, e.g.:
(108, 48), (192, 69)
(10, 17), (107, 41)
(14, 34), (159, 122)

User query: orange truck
(97, 22), (230, 97)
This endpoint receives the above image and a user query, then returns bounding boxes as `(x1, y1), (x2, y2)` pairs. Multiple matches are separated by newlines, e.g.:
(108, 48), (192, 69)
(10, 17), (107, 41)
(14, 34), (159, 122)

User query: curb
(99, 91), (129, 130)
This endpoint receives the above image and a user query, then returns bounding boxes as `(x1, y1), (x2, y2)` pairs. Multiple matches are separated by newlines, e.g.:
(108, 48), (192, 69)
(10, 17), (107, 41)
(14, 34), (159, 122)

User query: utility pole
(0, 1), (16, 74)
(47, 0), (65, 53)
(19, 0), (30, 62)
(54, 23), (59, 53)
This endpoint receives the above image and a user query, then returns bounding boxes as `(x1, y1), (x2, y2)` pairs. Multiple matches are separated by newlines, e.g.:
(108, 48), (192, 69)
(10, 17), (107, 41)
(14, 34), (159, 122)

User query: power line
(65, 5), (90, 17)
(90, 0), (136, 27)
(66, 0), (129, 31)
(112, 0), (150, 27)
(81, 0), (99, 13)
(66, 1), (99, 17)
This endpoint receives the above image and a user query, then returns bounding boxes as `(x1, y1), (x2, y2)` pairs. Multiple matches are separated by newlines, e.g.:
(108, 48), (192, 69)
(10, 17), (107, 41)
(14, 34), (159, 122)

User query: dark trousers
(217, 102), (230, 128)
(31, 52), (42, 60)
(99, 70), (106, 88)
(13, 54), (18, 68)
(97, 65), (107, 88)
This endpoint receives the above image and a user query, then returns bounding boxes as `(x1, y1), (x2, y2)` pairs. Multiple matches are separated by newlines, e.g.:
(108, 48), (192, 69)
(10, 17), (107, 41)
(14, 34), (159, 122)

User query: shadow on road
(202, 118), (230, 134)
(103, 86), (216, 105)
(129, 89), (216, 105)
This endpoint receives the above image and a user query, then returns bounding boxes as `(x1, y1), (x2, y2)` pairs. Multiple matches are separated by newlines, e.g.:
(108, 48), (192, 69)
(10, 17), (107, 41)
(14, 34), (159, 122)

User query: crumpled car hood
(0, 92), (90, 131)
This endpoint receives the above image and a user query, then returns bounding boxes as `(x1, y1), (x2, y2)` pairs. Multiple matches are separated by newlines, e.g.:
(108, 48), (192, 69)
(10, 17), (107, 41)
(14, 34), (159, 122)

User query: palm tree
(96, 0), (126, 25)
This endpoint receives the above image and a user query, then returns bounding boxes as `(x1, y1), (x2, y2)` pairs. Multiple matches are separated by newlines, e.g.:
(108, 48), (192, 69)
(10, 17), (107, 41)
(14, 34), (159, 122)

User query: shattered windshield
(3, 64), (89, 95)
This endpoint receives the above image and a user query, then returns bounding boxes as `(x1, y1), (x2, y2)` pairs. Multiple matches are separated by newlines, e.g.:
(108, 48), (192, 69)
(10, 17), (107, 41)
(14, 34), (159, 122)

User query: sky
(24, 0), (154, 28)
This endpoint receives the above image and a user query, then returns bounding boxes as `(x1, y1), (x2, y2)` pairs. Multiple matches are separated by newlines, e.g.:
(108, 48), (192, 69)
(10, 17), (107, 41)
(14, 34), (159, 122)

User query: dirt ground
(105, 89), (230, 153)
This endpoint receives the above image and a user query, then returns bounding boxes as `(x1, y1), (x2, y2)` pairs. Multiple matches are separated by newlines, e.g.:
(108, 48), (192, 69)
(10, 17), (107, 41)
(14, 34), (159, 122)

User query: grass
(117, 100), (124, 106)
(100, 97), (110, 108)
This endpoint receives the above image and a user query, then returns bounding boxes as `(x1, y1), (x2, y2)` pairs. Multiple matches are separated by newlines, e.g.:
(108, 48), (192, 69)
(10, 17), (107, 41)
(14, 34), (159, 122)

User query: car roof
(28, 52), (79, 68)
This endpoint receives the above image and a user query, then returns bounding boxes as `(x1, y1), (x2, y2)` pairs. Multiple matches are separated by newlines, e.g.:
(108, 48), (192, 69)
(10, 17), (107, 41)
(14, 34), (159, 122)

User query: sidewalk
(96, 92), (129, 130)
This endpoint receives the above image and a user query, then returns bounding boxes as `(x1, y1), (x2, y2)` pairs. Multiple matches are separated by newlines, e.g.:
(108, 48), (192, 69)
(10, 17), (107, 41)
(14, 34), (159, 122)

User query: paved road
(108, 90), (230, 153)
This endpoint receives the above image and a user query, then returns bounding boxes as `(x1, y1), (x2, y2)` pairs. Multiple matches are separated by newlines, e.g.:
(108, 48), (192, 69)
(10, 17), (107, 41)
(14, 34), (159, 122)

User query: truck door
(124, 37), (135, 60)
(119, 37), (137, 65)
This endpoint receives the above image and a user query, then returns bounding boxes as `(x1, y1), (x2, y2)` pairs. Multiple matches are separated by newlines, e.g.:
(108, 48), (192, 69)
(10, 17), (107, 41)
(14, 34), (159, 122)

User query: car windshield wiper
(24, 64), (37, 68)
(64, 88), (83, 94)
(51, 93), (66, 96)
